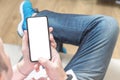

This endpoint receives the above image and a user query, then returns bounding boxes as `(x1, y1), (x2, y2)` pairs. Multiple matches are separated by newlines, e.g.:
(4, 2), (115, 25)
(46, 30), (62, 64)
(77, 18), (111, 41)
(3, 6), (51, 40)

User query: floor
(0, 0), (120, 59)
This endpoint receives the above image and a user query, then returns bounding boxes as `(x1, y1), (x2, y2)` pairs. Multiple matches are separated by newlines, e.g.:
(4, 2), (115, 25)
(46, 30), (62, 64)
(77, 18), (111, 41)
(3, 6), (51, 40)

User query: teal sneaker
(56, 41), (67, 54)
(17, 0), (36, 37)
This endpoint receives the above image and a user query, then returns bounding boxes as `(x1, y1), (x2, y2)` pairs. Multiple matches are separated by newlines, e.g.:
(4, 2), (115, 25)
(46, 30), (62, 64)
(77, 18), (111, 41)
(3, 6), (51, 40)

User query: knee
(102, 15), (119, 30)
(96, 15), (119, 37)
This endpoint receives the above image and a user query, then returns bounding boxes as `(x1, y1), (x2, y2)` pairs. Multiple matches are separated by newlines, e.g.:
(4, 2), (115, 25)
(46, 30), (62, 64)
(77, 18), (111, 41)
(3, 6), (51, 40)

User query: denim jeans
(35, 10), (119, 80)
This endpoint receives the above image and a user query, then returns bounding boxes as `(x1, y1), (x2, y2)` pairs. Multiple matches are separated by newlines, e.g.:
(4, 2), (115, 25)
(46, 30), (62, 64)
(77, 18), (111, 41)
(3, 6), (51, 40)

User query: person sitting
(17, 0), (119, 80)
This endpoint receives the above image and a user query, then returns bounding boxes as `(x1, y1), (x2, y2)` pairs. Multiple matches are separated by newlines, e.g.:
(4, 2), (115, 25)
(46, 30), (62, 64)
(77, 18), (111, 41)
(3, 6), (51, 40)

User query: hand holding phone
(27, 16), (51, 62)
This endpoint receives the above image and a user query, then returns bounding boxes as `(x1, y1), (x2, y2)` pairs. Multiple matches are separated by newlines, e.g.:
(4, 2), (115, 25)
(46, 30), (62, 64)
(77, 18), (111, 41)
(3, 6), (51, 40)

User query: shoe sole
(116, 1), (120, 4)
(17, 1), (25, 37)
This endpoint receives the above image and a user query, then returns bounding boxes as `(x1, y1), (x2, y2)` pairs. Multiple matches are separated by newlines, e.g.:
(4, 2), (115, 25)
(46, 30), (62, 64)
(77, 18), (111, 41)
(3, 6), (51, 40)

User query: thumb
(38, 57), (52, 69)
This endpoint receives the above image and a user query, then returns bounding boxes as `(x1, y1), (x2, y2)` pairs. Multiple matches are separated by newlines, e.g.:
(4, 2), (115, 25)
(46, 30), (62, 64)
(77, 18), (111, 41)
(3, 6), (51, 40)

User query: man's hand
(37, 47), (67, 80)
(34, 30), (67, 80)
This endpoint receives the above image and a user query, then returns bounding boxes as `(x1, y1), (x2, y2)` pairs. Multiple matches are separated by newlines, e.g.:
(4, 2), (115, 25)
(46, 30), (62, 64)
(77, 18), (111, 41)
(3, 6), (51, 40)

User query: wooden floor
(0, 0), (120, 59)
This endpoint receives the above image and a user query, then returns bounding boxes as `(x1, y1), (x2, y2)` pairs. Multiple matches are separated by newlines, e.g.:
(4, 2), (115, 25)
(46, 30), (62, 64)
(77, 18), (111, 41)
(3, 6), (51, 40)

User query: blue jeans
(35, 10), (119, 80)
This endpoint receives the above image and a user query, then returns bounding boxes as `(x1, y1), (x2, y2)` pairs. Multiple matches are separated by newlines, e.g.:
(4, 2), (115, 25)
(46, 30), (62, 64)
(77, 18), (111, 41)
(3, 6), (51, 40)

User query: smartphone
(27, 16), (51, 62)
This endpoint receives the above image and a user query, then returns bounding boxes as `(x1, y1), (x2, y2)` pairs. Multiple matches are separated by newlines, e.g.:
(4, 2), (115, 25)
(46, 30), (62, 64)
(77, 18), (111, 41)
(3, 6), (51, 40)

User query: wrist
(17, 60), (33, 76)
(12, 65), (27, 80)
(17, 63), (28, 76)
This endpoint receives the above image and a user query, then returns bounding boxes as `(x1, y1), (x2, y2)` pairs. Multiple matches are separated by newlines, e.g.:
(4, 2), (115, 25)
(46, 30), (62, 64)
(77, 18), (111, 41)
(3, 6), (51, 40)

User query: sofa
(4, 44), (120, 80)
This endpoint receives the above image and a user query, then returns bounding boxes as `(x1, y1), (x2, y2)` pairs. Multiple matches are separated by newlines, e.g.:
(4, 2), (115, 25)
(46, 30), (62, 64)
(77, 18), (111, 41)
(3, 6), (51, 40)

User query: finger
(50, 47), (58, 57)
(49, 27), (54, 41)
(22, 30), (28, 46)
(0, 38), (4, 52)
(38, 57), (52, 69)
(0, 38), (3, 45)
(49, 27), (57, 48)
(50, 33), (53, 42)
(49, 27), (53, 33)
(50, 34), (56, 48)
(34, 64), (40, 72)
(50, 47), (61, 64)
(51, 42), (56, 49)
(22, 30), (29, 53)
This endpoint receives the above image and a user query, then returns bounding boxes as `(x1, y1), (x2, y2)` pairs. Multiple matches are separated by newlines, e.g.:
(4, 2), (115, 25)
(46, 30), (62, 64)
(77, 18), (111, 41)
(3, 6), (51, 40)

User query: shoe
(56, 41), (67, 54)
(116, 0), (120, 4)
(17, 0), (36, 37)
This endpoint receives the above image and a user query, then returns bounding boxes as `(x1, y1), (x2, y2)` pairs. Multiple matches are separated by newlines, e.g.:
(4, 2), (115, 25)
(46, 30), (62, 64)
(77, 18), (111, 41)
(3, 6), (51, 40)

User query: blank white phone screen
(27, 17), (51, 62)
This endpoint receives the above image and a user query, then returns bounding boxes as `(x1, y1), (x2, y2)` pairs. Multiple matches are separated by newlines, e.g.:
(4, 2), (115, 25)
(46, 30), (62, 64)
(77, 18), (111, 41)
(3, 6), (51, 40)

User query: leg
(64, 16), (119, 80)
(35, 10), (119, 80)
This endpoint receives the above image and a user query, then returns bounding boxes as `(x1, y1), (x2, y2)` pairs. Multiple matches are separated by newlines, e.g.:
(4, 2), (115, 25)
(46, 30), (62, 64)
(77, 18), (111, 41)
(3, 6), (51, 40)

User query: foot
(17, 0), (36, 37)
(56, 41), (67, 54)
